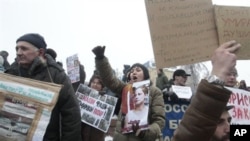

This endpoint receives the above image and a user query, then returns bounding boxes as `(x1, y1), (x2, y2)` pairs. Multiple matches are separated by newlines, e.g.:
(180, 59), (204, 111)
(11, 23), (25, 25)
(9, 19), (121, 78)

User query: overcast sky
(1, 0), (250, 84)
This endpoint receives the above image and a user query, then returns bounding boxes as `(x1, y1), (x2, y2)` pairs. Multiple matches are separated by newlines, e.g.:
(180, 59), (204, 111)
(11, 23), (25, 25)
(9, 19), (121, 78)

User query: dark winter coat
(156, 72), (168, 90)
(5, 54), (81, 141)
(95, 57), (165, 141)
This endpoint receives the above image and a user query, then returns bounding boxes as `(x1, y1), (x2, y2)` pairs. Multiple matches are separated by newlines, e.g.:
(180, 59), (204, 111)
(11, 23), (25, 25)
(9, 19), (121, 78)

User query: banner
(226, 87), (250, 125)
(76, 84), (118, 133)
(0, 73), (61, 141)
(163, 100), (190, 141)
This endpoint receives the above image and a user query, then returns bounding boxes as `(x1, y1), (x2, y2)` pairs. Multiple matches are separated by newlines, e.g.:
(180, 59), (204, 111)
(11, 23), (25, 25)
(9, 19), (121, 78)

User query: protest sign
(0, 73), (61, 141)
(121, 80), (150, 134)
(66, 54), (80, 83)
(214, 5), (250, 60)
(76, 84), (117, 133)
(226, 87), (250, 125)
(144, 0), (218, 68)
(172, 85), (192, 99)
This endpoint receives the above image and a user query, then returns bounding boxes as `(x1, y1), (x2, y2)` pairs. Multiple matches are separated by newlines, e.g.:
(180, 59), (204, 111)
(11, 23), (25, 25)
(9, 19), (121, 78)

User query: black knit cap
(16, 33), (47, 49)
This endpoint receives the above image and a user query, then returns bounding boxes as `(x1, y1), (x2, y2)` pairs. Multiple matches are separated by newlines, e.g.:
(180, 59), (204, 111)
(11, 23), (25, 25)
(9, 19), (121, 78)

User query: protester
(92, 46), (165, 141)
(171, 40), (241, 141)
(163, 69), (191, 101)
(0, 50), (10, 70)
(238, 80), (248, 91)
(156, 68), (169, 90)
(161, 69), (191, 139)
(224, 67), (238, 87)
(81, 74), (106, 141)
(5, 33), (81, 141)
(0, 55), (5, 72)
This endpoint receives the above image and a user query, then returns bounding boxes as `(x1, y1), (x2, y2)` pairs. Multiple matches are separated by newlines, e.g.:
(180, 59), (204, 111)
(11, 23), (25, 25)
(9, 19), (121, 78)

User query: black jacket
(5, 54), (81, 141)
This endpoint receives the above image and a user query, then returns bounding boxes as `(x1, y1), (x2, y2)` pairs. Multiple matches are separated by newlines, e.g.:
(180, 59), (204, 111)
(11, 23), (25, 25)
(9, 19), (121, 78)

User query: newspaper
(76, 84), (117, 133)
(122, 80), (150, 134)
(0, 73), (61, 141)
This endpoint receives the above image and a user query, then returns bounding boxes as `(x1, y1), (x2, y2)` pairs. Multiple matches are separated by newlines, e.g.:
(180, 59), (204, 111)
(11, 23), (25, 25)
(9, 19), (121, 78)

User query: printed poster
(121, 80), (150, 134)
(66, 54), (80, 83)
(0, 73), (61, 141)
(76, 84), (117, 133)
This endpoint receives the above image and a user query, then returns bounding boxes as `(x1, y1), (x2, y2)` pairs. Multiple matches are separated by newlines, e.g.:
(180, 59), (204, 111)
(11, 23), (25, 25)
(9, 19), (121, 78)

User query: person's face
(129, 66), (144, 82)
(133, 88), (145, 105)
(16, 41), (40, 67)
(90, 78), (103, 92)
(174, 75), (187, 86)
(224, 71), (237, 87)
(212, 111), (231, 141)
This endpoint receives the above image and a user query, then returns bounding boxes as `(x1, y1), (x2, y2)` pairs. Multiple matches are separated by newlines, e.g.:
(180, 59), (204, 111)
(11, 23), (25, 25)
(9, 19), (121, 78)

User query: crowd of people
(0, 32), (249, 141)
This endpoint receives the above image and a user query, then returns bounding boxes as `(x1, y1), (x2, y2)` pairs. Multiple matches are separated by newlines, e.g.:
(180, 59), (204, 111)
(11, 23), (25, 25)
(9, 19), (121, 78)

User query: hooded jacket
(95, 57), (165, 141)
(5, 54), (81, 141)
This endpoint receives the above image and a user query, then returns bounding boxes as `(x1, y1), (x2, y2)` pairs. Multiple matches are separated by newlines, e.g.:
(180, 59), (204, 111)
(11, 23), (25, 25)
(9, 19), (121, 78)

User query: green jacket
(172, 79), (232, 141)
(156, 72), (168, 90)
(6, 54), (81, 141)
(95, 57), (165, 141)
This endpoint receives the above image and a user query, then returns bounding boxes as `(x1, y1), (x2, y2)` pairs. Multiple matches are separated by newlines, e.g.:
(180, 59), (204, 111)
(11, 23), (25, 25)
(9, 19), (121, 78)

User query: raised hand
(211, 40), (241, 81)
(92, 46), (106, 59)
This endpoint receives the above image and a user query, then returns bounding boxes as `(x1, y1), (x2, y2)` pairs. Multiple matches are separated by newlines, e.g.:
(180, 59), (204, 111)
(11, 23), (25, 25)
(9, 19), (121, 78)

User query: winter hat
(173, 69), (191, 80)
(46, 48), (57, 60)
(16, 33), (47, 49)
(127, 63), (150, 81)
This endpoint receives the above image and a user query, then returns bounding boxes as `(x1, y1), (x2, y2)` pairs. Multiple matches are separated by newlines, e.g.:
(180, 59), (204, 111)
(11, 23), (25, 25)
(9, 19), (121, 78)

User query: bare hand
(211, 40), (241, 80)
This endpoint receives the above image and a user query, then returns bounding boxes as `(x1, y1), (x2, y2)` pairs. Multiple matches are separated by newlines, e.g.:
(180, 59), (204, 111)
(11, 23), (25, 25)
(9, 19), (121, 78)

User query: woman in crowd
(92, 46), (165, 141)
(81, 74), (106, 141)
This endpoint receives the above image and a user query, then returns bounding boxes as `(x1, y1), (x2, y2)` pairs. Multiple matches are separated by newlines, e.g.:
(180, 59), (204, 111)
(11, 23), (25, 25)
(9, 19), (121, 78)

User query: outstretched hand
(92, 46), (106, 59)
(211, 40), (241, 80)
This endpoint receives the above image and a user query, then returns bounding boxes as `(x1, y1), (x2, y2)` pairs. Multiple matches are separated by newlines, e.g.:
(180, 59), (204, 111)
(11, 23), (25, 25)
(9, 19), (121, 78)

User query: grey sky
(1, 0), (250, 84)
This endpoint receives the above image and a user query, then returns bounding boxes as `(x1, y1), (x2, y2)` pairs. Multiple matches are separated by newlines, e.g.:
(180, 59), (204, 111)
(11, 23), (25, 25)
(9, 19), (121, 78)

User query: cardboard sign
(214, 5), (250, 59)
(0, 73), (62, 141)
(144, 0), (218, 68)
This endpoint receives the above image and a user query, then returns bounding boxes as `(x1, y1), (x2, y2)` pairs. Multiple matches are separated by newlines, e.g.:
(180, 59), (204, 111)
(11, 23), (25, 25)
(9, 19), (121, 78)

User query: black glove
(92, 46), (106, 59)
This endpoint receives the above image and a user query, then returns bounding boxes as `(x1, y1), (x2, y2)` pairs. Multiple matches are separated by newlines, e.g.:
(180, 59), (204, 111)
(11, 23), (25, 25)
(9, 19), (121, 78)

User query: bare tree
(180, 62), (209, 94)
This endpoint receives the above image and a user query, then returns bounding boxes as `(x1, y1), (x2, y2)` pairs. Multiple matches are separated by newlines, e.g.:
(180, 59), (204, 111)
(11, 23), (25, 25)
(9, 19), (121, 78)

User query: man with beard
(211, 106), (233, 141)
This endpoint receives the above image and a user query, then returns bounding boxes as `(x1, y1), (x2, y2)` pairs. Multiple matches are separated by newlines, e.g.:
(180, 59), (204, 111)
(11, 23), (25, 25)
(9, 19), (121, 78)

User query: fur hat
(16, 33), (47, 49)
